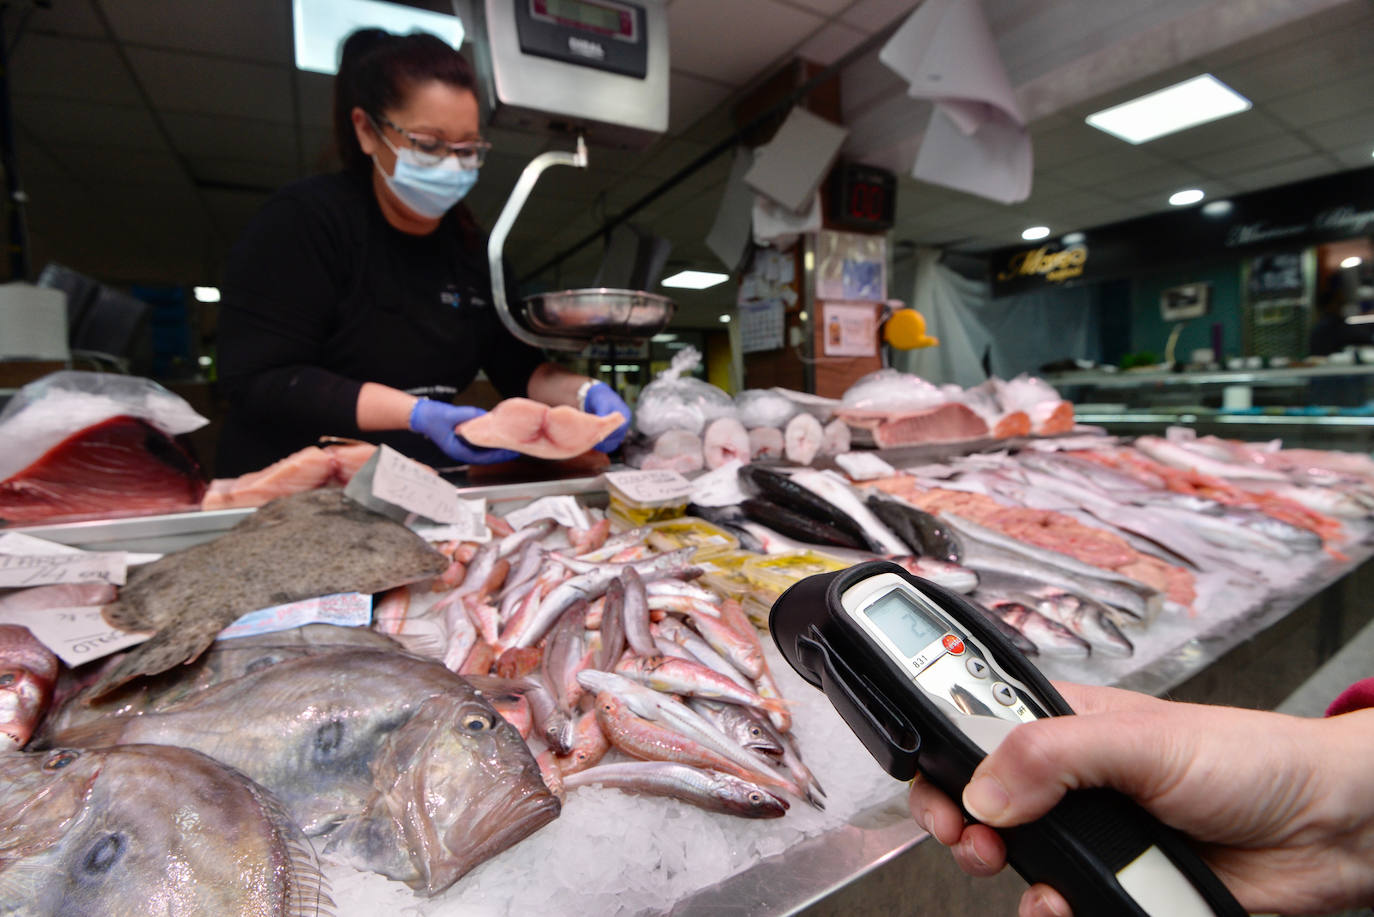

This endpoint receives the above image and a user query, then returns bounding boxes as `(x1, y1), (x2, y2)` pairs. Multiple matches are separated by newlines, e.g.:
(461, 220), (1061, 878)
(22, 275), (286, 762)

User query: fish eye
(44, 751), (79, 770)
(461, 711), (493, 733)
(313, 720), (345, 759)
(0, 672), (13, 686)
(81, 833), (125, 874)
(748, 792), (764, 804)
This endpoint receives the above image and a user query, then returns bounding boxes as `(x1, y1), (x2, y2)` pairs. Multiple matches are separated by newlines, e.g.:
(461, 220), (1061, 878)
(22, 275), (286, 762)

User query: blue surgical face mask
(374, 131), (479, 219)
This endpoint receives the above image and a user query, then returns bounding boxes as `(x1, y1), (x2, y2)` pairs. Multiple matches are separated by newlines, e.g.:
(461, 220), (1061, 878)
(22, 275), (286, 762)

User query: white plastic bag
(734, 389), (796, 429)
(0, 371), (208, 481)
(634, 347), (736, 438)
(839, 368), (947, 412)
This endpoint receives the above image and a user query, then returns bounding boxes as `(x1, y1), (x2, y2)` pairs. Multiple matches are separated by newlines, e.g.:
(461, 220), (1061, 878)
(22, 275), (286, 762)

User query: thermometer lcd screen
(864, 590), (946, 658)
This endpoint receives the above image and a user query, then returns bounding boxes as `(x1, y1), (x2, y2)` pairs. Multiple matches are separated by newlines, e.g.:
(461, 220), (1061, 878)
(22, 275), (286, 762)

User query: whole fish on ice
(42, 648), (559, 896)
(0, 743), (330, 915)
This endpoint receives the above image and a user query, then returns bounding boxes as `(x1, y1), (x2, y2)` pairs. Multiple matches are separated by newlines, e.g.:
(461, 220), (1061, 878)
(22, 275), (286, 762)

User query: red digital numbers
(849, 182), (886, 222)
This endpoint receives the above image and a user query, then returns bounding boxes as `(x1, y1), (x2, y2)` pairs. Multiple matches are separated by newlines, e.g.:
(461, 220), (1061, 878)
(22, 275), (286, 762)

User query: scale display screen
(864, 590), (946, 658)
(532, 0), (636, 39)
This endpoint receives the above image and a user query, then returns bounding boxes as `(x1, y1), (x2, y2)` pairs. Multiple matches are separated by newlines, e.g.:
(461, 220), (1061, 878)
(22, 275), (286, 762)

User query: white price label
(0, 604), (146, 667)
(834, 451), (896, 481)
(0, 551), (127, 588)
(0, 532), (160, 566)
(370, 445), (488, 533)
(688, 460), (748, 508)
(217, 592), (373, 641)
(605, 469), (694, 505)
(503, 496), (590, 532)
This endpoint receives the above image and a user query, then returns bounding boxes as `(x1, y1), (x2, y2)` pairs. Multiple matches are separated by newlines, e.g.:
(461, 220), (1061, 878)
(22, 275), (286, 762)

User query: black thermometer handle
(771, 562), (1247, 917)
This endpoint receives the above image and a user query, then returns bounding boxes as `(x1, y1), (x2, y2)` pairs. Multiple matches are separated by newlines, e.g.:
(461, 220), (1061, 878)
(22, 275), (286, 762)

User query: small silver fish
(563, 761), (788, 818)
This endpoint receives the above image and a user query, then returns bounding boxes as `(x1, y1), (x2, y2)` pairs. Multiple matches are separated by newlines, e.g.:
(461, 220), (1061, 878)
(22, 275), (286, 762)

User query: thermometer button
(992, 682), (1017, 706)
(966, 657), (989, 679)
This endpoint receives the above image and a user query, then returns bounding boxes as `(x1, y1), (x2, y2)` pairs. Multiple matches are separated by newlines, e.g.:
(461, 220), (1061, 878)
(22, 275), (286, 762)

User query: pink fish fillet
(852, 403), (990, 449)
(703, 418), (751, 469)
(784, 414), (823, 465)
(459, 398), (625, 460)
(748, 427), (784, 460)
(202, 446), (338, 510)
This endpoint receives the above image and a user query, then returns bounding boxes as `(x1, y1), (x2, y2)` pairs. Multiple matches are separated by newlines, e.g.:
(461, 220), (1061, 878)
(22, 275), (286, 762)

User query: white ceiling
(12, 0), (1374, 329)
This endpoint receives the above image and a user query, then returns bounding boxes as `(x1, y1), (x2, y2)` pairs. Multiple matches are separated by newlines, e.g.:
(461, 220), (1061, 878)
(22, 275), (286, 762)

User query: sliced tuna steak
(459, 398), (624, 460)
(0, 415), (205, 525)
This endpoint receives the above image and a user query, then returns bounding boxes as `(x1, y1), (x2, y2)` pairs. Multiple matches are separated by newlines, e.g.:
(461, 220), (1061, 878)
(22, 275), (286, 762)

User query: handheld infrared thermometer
(769, 560), (1246, 917)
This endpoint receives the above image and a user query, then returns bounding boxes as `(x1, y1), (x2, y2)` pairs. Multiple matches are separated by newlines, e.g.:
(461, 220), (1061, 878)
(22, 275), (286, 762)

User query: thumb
(962, 709), (1177, 828)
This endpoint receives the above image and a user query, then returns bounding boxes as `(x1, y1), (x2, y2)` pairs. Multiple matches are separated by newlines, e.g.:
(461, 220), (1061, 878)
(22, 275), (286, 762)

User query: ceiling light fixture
(293, 0), (464, 75)
(1202, 200), (1233, 217)
(1169, 189), (1205, 206)
(662, 270), (729, 290)
(1085, 74), (1251, 145)
(193, 286), (221, 303)
(1061, 232), (1086, 245)
(719, 314), (732, 323)
(1341, 256), (1364, 269)
(1021, 226), (1051, 241)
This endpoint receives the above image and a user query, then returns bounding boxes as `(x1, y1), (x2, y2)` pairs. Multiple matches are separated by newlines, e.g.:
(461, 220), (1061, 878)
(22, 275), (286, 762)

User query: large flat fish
(0, 743), (330, 915)
(92, 489), (448, 699)
(43, 648), (560, 896)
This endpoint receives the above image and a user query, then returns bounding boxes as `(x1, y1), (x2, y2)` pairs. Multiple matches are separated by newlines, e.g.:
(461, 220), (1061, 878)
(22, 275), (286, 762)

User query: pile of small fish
(369, 511), (827, 817)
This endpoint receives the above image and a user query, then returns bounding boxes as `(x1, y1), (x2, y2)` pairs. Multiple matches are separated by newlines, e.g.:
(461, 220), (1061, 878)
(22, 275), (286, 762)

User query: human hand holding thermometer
(769, 561), (1247, 917)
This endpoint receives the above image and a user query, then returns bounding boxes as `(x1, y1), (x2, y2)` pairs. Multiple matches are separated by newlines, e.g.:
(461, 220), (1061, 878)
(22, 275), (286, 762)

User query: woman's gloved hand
(582, 382), (632, 452)
(408, 399), (521, 465)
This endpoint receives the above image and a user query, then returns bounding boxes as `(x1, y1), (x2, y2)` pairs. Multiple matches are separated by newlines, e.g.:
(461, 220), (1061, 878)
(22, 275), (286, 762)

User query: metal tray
(521, 287), (675, 340)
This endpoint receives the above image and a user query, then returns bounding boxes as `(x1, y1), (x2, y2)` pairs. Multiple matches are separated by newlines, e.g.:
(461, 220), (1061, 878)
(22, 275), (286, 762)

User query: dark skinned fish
(93, 490), (448, 700)
(865, 495), (963, 562)
(739, 498), (868, 550)
(739, 465), (875, 547)
(0, 743), (331, 915)
(685, 503), (766, 553)
(41, 649), (559, 896)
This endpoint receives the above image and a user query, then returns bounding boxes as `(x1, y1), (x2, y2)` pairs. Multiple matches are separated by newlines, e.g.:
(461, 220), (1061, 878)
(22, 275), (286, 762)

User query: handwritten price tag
(504, 496), (591, 532)
(0, 605), (146, 667)
(605, 469), (693, 505)
(217, 592), (372, 641)
(0, 551), (127, 588)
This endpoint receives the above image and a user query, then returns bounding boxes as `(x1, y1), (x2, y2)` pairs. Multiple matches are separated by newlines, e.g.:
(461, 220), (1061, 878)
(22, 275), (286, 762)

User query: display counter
(16, 474), (1374, 917)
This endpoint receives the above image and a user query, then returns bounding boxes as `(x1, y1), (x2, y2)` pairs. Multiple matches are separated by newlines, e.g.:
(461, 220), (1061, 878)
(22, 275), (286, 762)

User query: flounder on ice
(90, 489), (448, 699)
(43, 647), (560, 896)
(0, 743), (331, 915)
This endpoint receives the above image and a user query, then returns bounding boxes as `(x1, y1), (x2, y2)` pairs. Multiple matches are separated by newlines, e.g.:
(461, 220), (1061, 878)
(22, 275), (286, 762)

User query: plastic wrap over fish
(734, 389), (797, 429)
(635, 346), (737, 438)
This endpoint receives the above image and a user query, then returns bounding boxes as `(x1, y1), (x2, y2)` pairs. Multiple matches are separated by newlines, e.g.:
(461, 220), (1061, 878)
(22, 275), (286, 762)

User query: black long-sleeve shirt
(216, 172), (545, 476)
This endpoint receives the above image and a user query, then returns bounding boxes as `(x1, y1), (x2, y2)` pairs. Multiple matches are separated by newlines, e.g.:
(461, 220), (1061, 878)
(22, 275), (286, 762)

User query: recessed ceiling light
(293, 0), (464, 75)
(1085, 74), (1251, 145)
(650, 333), (677, 343)
(719, 314), (732, 323)
(662, 270), (730, 290)
(1202, 200), (1233, 217)
(1169, 189), (1205, 206)
(1342, 256), (1363, 269)
(193, 286), (221, 303)
(1061, 232), (1086, 245)
(1021, 226), (1051, 241)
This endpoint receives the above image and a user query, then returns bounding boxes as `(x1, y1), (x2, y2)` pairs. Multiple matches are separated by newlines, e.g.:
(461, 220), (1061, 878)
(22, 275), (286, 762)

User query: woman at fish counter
(215, 28), (630, 475)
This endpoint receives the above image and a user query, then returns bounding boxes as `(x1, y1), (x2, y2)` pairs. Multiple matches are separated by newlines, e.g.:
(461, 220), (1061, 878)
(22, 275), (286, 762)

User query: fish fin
(804, 789), (826, 811)
(84, 618), (220, 701)
(758, 697), (792, 718)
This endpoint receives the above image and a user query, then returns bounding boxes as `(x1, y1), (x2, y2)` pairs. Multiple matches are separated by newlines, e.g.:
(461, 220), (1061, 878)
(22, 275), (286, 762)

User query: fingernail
(916, 808), (934, 833)
(1032, 888), (1070, 917)
(963, 776), (1010, 822)
(963, 839), (989, 870)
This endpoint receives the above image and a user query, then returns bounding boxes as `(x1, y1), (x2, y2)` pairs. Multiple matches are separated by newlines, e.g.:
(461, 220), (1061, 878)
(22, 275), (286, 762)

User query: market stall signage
(987, 165), (1374, 297)
(995, 244), (1088, 285)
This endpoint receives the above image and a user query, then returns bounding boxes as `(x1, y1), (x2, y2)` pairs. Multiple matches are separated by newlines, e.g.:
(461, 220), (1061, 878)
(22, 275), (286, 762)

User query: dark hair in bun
(332, 28), (478, 176)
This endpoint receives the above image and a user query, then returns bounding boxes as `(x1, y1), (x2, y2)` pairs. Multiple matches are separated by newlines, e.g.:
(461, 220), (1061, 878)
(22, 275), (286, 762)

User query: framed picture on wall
(1160, 283), (1210, 321)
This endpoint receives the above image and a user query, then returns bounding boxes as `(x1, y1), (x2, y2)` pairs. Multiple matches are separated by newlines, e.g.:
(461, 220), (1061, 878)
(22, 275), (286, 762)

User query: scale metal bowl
(490, 138), (676, 351)
(519, 287), (674, 340)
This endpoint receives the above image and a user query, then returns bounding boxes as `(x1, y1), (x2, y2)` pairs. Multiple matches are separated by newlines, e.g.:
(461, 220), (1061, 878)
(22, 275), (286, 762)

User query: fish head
(340, 690), (559, 896)
(0, 745), (326, 914)
(708, 773), (790, 818)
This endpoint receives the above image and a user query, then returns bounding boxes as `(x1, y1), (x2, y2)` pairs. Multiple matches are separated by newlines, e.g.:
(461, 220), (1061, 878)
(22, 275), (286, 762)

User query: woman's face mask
(373, 126), (479, 219)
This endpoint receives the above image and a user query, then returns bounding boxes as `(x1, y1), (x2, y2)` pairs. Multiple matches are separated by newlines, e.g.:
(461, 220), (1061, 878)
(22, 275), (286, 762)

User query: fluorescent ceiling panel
(1086, 74), (1251, 145)
(662, 270), (730, 290)
(293, 0), (464, 75)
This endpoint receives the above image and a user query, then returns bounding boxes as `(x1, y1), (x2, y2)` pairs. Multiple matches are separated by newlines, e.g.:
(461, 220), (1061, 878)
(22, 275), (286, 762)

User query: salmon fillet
(458, 398), (624, 460)
(202, 443), (380, 511)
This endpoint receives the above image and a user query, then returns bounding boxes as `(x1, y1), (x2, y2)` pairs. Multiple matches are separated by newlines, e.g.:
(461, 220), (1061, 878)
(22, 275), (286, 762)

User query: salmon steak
(459, 398), (625, 460)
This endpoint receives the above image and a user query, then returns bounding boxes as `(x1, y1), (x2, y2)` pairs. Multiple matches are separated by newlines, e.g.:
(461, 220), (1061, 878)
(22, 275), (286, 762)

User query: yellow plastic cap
(884, 308), (939, 350)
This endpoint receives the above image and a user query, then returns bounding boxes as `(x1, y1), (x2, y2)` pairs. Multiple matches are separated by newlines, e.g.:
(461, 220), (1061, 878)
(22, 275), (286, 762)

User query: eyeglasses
(372, 115), (491, 169)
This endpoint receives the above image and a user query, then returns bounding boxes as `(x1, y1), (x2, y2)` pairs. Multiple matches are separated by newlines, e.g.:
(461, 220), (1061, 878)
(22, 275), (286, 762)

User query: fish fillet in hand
(459, 398), (625, 460)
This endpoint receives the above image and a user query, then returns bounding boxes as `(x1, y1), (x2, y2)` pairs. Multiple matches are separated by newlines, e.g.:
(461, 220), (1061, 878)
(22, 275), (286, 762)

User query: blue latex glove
(583, 382), (631, 453)
(408, 399), (521, 465)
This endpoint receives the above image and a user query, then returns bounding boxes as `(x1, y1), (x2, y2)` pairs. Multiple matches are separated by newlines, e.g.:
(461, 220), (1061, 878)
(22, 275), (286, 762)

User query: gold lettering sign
(996, 245), (1088, 284)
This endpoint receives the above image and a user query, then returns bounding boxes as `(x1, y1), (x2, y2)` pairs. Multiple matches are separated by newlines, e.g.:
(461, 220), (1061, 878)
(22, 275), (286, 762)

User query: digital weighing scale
(468, 0), (676, 350)
(770, 561), (1247, 917)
